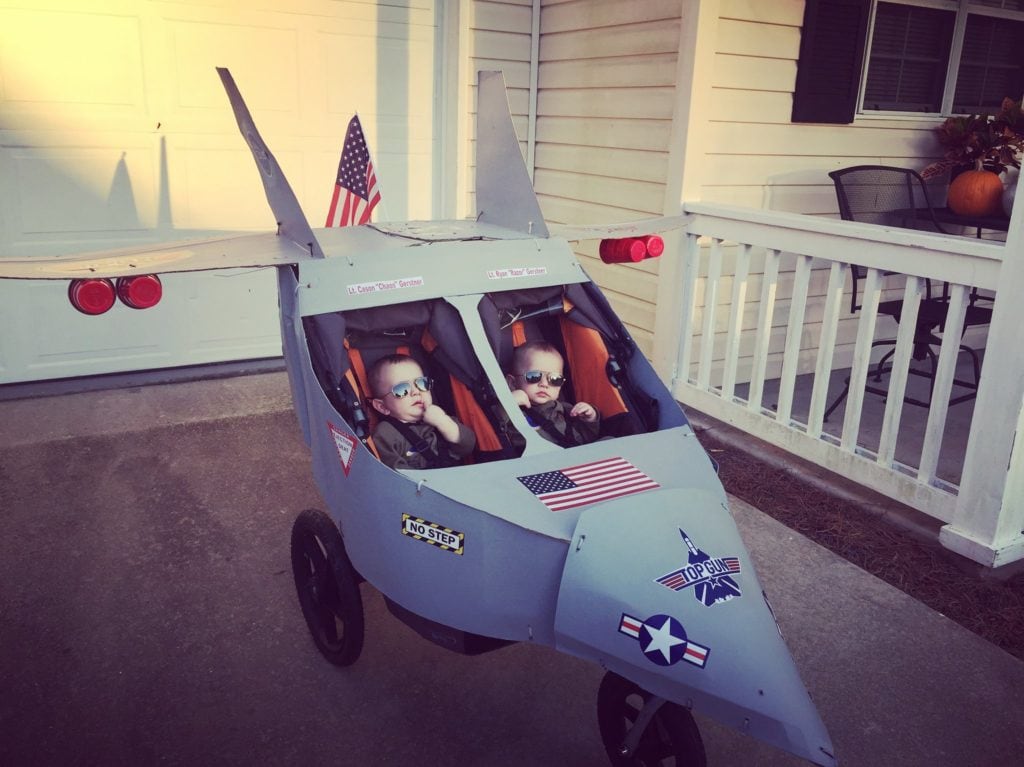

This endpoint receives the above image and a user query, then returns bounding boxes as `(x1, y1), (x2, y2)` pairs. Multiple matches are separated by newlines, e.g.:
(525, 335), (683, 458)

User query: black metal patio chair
(823, 165), (991, 419)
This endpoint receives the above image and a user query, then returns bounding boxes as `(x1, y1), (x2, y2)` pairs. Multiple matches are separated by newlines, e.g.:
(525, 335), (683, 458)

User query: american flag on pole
(517, 457), (659, 512)
(325, 114), (381, 227)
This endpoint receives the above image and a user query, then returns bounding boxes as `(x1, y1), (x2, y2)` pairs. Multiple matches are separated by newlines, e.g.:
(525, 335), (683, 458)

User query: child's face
(512, 349), (565, 406)
(371, 359), (433, 423)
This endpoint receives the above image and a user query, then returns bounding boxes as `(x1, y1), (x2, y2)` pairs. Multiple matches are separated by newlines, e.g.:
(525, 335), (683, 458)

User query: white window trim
(857, 0), (1024, 118)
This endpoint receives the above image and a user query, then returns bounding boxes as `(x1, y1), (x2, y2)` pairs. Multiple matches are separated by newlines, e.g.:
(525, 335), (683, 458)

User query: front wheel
(290, 508), (365, 666)
(596, 671), (706, 767)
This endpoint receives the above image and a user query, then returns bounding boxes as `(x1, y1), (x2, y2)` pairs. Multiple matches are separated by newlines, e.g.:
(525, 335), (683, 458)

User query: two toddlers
(368, 342), (600, 470)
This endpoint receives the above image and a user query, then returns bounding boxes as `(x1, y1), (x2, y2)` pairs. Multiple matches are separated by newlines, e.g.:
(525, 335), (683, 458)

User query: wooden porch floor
(733, 351), (982, 489)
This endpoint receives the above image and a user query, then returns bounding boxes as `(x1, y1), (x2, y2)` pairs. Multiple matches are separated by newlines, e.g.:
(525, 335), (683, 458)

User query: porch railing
(668, 202), (1024, 567)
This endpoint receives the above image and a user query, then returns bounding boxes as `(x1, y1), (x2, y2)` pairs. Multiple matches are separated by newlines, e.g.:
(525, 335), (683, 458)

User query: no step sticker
(402, 514), (464, 555)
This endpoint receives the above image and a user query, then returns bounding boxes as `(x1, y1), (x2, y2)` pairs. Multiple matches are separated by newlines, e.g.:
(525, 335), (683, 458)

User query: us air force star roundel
(642, 614), (687, 665)
(618, 613), (710, 668)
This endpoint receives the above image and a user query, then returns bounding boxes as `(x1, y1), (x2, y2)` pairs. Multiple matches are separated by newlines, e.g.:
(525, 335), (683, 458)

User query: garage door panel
(177, 269), (280, 358)
(167, 20), (301, 114)
(0, 0), (438, 384)
(0, 8), (145, 111)
(357, 147), (434, 222)
(0, 278), (174, 378)
(4, 146), (158, 235)
(314, 5), (437, 38)
(324, 33), (434, 118)
(0, 269), (280, 382)
(174, 145), (300, 230)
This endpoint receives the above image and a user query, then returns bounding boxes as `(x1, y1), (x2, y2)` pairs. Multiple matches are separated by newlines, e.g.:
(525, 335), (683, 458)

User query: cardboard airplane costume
(0, 69), (836, 766)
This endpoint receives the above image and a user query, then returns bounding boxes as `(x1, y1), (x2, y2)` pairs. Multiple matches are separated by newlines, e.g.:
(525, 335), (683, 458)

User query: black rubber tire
(596, 671), (707, 767)
(290, 508), (365, 666)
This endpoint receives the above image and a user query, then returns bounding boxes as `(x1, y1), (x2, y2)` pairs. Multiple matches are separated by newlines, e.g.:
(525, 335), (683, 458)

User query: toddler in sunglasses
(507, 341), (600, 447)
(368, 354), (476, 470)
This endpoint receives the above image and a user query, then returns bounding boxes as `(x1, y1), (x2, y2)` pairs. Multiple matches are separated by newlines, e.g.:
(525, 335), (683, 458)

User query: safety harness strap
(383, 416), (456, 468)
(522, 406), (577, 449)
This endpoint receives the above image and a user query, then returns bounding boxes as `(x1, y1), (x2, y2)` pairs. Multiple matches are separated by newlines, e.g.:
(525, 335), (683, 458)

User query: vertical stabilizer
(475, 71), (549, 237)
(217, 67), (324, 258)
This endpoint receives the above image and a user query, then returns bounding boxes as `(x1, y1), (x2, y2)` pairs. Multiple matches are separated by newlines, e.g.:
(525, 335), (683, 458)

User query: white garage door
(0, 0), (440, 384)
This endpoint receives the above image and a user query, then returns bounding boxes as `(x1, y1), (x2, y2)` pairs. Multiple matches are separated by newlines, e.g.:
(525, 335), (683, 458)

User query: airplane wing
(547, 213), (691, 242)
(0, 232), (311, 280)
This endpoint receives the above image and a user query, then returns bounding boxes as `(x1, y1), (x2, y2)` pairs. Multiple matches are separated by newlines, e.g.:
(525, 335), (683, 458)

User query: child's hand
(422, 403), (450, 428)
(423, 404), (462, 444)
(570, 402), (597, 422)
(511, 389), (531, 408)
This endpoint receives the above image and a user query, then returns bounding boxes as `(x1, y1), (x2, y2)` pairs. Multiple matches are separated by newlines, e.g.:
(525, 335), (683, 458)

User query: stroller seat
(305, 298), (524, 465)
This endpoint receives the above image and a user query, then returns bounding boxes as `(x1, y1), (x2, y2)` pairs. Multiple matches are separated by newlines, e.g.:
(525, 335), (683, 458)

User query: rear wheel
(596, 671), (706, 767)
(290, 508), (364, 666)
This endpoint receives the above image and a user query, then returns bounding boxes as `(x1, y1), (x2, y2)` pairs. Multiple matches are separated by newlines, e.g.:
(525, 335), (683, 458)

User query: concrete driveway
(1, 373), (1022, 766)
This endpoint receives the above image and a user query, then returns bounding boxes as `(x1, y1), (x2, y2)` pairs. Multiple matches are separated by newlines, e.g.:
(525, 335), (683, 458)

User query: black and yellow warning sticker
(401, 513), (465, 555)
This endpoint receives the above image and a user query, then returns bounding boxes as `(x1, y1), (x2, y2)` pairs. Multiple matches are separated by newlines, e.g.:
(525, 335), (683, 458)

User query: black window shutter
(792, 0), (871, 123)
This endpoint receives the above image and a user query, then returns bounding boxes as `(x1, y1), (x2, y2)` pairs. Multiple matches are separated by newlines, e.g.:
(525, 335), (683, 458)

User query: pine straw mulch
(694, 426), (1024, 662)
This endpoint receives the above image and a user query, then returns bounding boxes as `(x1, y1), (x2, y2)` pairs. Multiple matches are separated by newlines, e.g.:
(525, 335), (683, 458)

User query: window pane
(863, 2), (954, 111)
(953, 14), (1024, 112)
(970, 1), (1024, 11)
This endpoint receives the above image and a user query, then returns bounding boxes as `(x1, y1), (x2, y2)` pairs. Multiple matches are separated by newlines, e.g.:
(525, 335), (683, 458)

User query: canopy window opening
(862, 0), (1024, 116)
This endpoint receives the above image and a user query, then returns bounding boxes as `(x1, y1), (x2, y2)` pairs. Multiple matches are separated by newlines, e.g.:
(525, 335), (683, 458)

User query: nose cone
(554, 488), (835, 766)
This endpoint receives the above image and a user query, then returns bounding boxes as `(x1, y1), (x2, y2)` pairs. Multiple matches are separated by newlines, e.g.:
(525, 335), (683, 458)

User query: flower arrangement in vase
(922, 98), (1024, 216)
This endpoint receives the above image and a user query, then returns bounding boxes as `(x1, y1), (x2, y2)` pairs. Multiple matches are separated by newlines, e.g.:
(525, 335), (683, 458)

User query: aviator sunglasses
(518, 370), (566, 387)
(384, 376), (433, 399)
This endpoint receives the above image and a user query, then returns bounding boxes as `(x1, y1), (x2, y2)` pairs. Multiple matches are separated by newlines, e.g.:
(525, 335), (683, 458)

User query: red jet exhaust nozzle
(116, 274), (163, 309)
(68, 278), (117, 315)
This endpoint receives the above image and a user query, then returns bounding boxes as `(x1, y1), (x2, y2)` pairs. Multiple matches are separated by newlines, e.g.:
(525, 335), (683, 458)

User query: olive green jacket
(373, 418), (476, 470)
(523, 399), (601, 447)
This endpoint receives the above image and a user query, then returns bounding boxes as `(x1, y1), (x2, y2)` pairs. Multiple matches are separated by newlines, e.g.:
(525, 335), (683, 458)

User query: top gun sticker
(327, 422), (357, 476)
(655, 529), (742, 607)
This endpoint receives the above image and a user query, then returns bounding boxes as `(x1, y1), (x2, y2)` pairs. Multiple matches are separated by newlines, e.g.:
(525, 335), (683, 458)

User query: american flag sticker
(517, 457), (659, 512)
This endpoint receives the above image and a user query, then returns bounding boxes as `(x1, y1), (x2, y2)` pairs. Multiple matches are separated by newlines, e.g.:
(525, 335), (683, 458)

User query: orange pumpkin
(947, 169), (1004, 216)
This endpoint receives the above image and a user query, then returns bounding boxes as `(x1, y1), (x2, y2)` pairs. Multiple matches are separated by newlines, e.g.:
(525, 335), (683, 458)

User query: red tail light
(598, 235), (664, 264)
(68, 278), (116, 315)
(599, 238), (646, 263)
(116, 275), (162, 309)
(641, 234), (664, 258)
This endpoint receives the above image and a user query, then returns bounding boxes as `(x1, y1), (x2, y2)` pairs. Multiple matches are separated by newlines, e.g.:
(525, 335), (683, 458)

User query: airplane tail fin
(217, 67), (324, 258)
(475, 70), (549, 237)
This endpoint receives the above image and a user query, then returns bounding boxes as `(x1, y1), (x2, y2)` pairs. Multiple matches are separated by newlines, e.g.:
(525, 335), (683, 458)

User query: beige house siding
(707, 0), (942, 213)
(521, 0), (960, 384)
(535, 0), (684, 358)
(689, 0), (953, 386)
